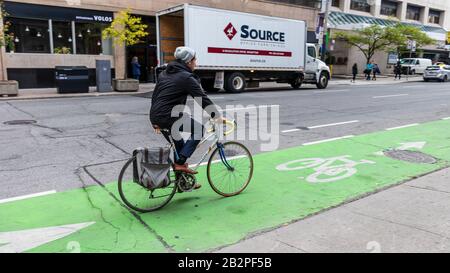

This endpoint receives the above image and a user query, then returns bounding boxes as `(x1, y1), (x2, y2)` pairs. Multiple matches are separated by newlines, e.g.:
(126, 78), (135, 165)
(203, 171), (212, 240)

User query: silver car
(423, 65), (450, 82)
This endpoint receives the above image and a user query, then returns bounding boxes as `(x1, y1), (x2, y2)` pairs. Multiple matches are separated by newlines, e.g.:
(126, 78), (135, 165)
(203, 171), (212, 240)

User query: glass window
(75, 22), (111, 55)
(267, 0), (322, 9)
(428, 9), (441, 24)
(52, 21), (73, 54)
(406, 5), (421, 21)
(380, 0), (398, 17)
(332, 0), (340, 8)
(308, 46), (316, 58)
(350, 0), (371, 13)
(5, 17), (50, 53)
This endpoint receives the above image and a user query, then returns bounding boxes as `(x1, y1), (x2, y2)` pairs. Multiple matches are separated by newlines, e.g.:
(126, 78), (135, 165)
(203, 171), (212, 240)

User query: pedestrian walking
(372, 62), (380, 81)
(131, 56), (141, 81)
(352, 63), (358, 83)
(394, 61), (402, 80)
(365, 62), (373, 80)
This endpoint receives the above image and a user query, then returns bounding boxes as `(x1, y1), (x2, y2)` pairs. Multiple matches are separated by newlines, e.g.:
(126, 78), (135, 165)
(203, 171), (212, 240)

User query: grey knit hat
(174, 46), (196, 63)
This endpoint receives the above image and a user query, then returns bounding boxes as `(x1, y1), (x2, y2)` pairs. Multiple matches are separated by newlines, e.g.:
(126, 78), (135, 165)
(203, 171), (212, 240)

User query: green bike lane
(1, 119), (450, 253)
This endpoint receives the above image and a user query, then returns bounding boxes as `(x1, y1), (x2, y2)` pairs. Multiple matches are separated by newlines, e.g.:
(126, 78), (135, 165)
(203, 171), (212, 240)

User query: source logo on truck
(224, 23), (237, 40)
(223, 22), (286, 43)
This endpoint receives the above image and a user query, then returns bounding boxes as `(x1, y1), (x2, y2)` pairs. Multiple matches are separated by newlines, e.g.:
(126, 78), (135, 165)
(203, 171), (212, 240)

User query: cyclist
(150, 46), (222, 180)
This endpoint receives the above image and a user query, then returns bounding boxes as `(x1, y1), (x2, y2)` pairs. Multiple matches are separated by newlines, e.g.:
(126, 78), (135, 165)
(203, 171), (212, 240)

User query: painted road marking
(0, 190), (57, 205)
(308, 120), (359, 129)
(303, 135), (354, 146)
(442, 117), (450, 120)
(276, 155), (375, 183)
(374, 142), (427, 156)
(0, 222), (95, 253)
(314, 89), (349, 94)
(282, 129), (301, 133)
(373, 94), (409, 99)
(386, 123), (419, 131)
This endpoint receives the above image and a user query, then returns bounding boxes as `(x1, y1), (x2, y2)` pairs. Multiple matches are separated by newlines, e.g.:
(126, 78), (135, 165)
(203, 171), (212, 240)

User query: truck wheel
(202, 79), (220, 93)
(290, 76), (303, 89)
(316, 72), (329, 89)
(225, 72), (246, 93)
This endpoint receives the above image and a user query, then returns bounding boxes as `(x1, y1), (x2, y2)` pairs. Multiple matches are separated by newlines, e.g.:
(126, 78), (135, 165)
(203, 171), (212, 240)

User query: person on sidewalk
(394, 61), (402, 80)
(351, 63), (358, 83)
(365, 62), (373, 80)
(131, 56), (141, 81)
(372, 62), (380, 81)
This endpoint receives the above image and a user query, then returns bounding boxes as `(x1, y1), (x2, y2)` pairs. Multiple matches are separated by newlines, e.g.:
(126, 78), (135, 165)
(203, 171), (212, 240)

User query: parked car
(401, 58), (432, 75)
(423, 65), (450, 82)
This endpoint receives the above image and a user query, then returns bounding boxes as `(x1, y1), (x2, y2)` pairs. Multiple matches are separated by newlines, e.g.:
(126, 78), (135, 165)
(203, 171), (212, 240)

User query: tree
(102, 9), (148, 79)
(335, 24), (435, 64)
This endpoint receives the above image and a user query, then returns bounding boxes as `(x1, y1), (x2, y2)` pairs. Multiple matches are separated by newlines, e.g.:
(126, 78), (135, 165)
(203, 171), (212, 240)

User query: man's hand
(214, 116), (226, 124)
(153, 125), (162, 134)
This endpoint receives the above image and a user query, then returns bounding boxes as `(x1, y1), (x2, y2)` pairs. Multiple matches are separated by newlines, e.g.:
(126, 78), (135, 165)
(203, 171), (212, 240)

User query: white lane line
(0, 190), (57, 205)
(308, 120), (359, 129)
(442, 117), (450, 120)
(314, 89), (349, 94)
(282, 129), (301, 133)
(386, 123), (419, 131)
(373, 94), (409, 99)
(303, 135), (355, 146)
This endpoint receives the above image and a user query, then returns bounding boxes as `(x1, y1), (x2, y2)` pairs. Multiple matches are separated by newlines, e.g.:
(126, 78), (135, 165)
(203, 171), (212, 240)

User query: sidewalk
(217, 167), (450, 253)
(330, 75), (423, 86)
(0, 83), (155, 101)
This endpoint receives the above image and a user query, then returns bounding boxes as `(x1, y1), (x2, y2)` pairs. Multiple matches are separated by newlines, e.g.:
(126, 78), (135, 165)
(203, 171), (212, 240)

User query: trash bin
(96, 60), (112, 92)
(55, 66), (90, 93)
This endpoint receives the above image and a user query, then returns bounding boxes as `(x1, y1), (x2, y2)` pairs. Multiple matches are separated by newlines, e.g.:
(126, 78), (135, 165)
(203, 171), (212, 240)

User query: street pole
(320, 0), (331, 61)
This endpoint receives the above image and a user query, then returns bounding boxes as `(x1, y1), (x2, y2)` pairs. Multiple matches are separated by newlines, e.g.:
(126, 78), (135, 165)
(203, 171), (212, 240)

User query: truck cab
(304, 43), (331, 89)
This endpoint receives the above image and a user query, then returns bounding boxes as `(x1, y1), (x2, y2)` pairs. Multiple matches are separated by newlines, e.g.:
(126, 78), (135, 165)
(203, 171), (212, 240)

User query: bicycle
(118, 118), (254, 213)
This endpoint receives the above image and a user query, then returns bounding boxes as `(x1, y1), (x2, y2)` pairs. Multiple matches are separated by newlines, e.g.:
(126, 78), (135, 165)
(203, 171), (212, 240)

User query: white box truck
(156, 4), (330, 93)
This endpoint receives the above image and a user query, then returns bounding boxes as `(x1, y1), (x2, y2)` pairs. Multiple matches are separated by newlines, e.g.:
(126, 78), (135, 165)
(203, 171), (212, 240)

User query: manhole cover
(384, 150), (437, 164)
(3, 120), (37, 125)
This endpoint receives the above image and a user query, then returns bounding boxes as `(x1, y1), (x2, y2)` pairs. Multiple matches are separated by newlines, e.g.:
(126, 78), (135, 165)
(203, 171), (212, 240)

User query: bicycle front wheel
(118, 157), (177, 213)
(207, 142), (254, 197)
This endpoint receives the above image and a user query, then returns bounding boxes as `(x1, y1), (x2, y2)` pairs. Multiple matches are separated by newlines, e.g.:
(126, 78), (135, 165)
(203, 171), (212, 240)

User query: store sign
(387, 52), (398, 64)
(5, 2), (113, 24)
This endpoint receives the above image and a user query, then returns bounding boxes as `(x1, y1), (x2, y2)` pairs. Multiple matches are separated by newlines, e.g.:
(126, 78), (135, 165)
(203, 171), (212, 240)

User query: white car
(423, 65), (450, 82)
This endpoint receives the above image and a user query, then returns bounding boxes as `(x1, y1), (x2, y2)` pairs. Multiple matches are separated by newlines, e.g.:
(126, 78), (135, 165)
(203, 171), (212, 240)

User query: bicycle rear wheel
(118, 157), (177, 213)
(207, 142), (254, 197)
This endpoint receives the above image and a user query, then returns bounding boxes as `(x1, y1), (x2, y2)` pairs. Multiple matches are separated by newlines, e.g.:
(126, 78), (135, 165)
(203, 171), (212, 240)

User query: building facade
(328, 0), (450, 75)
(0, 0), (322, 88)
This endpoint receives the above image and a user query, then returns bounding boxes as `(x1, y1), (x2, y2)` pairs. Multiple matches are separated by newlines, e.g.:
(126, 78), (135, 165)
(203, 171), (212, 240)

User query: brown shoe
(173, 163), (198, 175)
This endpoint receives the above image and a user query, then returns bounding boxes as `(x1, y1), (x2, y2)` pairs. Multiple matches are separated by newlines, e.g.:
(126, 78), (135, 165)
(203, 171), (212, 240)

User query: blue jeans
(161, 116), (204, 165)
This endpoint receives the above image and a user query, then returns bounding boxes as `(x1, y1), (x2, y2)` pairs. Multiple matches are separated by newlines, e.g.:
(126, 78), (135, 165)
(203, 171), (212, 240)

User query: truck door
(306, 45), (318, 77)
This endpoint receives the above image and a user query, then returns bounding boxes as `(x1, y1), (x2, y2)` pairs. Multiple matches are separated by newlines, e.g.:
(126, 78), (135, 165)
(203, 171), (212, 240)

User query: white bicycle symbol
(276, 155), (376, 183)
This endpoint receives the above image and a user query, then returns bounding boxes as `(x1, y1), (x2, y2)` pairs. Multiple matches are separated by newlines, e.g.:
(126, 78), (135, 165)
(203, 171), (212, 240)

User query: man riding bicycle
(150, 46), (223, 181)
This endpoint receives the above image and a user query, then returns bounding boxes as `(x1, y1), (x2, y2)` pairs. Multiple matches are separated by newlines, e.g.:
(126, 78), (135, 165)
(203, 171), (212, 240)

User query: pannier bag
(133, 147), (172, 190)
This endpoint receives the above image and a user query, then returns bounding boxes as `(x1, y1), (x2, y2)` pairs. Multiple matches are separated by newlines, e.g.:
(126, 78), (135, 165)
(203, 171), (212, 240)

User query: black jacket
(150, 60), (219, 128)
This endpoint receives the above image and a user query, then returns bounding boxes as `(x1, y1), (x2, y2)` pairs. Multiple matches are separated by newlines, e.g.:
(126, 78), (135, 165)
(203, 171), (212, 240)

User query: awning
(328, 11), (447, 41)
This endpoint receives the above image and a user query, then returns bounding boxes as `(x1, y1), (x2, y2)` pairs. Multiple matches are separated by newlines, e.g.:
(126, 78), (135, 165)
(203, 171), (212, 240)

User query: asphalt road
(1, 81), (449, 199)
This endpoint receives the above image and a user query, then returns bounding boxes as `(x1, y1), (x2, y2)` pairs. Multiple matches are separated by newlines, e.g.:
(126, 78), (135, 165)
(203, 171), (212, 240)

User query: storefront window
(75, 22), (111, 55)
(52, 21), (73, 54)
(5, 17), (51, 53)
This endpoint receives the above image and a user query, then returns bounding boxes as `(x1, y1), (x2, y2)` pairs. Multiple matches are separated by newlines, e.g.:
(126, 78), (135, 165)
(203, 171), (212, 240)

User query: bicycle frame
(164, 119), (236, 171)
